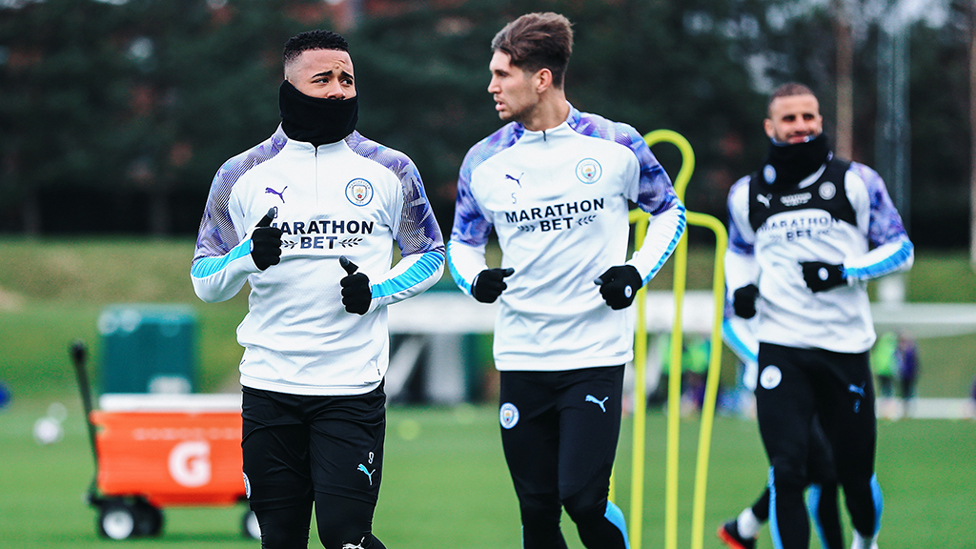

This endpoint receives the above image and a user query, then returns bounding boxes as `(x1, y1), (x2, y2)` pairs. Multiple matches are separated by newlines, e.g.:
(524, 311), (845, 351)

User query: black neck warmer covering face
(760, 132), (830, 188)
(278, 80), (358, 146)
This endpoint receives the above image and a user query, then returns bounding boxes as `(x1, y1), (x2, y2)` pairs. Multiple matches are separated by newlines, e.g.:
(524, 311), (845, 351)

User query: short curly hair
(283, 30), (349, 67)
(767, 83), (817, 117)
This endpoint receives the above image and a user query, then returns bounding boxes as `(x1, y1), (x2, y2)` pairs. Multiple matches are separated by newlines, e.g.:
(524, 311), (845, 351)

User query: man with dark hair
(724, 82), (913, 549)
(448, 12), (686, 549)
(191, 29), (445, 549)
(720, 315), (844, 549)
(719, 294), (843, 549)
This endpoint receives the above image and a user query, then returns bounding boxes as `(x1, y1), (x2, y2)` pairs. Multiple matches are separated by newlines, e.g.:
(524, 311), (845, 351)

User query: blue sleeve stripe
(845, 239), (913, 280)
(191, 240), (252, 279)
(643, 204), (687, 285)
(722, 319), (758, 363)
(446, 241), (473, 295)
(372, 251), (444, 298)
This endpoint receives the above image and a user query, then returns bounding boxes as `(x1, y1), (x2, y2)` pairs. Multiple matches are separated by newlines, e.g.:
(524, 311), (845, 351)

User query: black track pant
(241, 386), (387, 549)
(499, 366), (629, 549)
(756, 344), (881, 549)
(749, 416), (843, 549)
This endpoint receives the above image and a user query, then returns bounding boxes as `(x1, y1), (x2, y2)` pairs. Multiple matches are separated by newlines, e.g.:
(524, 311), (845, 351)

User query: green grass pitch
(0, 398), (972, 548)
(1, 239), (975, 547)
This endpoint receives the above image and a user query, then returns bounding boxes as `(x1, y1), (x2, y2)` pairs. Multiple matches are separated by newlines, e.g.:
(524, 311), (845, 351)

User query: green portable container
(98, 304), (197, 394)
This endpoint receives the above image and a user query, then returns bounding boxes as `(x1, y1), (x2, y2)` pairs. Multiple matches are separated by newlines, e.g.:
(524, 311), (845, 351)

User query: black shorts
(241, 385), (386, 511)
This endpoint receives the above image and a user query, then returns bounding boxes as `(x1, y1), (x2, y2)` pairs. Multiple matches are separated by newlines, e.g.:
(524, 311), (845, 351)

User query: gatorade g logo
(169, 441), (211, 487)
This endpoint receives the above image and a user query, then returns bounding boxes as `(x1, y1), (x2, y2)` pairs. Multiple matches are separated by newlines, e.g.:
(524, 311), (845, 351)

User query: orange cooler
(92, 394), (245, 507)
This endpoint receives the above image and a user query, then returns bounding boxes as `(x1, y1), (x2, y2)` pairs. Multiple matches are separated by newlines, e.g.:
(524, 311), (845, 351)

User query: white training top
(448, 104), (686, 371)
(725, 157), (913, 354)
(191, 127), (445, 395)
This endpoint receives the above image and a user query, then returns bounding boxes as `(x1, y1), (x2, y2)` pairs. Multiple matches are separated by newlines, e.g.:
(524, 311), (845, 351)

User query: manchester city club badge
(760, 365), (783, 390)
(819, 181), (836, 200)
(346, 178), (374, 206)
(575, 158), (602, 184)
(499, 402), (519, 429)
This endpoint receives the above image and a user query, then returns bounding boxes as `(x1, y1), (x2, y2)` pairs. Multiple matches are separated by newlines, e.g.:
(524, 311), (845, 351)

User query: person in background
(724, 82), (913, 549)
(969, 374), (976, 419)
(652, 334), (709, 413)
(190, 29), (445, 549)
(448, 12), (685, 549)
(896, 332), (919, 416)
(720, 310), (843, 549)
(871, 331), (897, 418)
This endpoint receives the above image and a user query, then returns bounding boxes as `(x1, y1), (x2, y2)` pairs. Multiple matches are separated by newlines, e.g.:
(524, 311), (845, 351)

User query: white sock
(851, 532), (879, 549)
(737, 508), (761, 538)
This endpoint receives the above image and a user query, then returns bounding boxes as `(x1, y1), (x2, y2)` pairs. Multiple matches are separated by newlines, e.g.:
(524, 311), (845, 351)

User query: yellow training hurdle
(617, 129), (728, 549)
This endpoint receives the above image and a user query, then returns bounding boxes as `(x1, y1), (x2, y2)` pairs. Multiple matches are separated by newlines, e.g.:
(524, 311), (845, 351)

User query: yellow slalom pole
(686, 211), (727, 549)
(624, 130), (728, 549)
(626, 208), (650, 547)
(664, 220), (687, 549)
(637, 129), (728, 549)
(635, 130), (695, 549)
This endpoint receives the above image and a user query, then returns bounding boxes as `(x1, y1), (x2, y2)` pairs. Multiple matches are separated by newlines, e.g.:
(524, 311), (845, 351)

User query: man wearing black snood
(718, 83), (914, 549)
(191, 29), (445, 549)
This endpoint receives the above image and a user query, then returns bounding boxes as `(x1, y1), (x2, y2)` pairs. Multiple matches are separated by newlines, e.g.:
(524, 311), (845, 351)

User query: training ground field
(0, 239), (974, 547)
(1, 397), (973, 549)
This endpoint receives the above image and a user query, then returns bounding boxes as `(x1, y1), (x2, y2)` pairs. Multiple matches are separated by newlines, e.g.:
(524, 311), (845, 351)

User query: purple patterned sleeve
(450, 124), (523, 246)
(571, 109), (678, 216)
(193, 127), (287, 263)
(727, 178), (754, 255)
(850, 162), (909, 247)
(348, 133), (444, 256)
(728, 218), (755, 255)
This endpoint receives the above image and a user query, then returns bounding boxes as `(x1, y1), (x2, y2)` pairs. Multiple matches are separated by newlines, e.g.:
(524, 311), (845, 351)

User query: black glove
(472, 268), (514, 304)
(732, 284), (759, 319)
(339, 256), (371, 315)
(800, 261), (846, 293)
(251, 208), (282, 271)
(595, 265), (642, 310)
